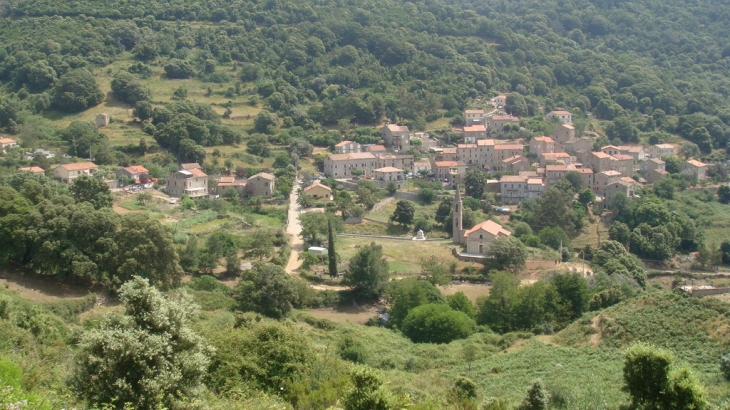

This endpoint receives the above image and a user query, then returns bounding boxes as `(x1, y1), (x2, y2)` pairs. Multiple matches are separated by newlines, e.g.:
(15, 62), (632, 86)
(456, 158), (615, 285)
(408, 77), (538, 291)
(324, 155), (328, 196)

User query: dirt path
(0, 264), (96, 302)
(285, 179), (305, 273)
(370, 196), (395, 213)
(590, 315), (602, 346)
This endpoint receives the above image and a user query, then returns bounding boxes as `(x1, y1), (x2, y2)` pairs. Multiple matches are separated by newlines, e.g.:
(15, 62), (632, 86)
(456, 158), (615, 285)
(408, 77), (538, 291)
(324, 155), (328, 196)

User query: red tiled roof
(19, 166), (44, 173)
(434, 161), (458, 167)
(58, 162), (98, 171)
(304, 182), (332, 192)
(189, 168), (207, 178)
(463, 220), (511, 238)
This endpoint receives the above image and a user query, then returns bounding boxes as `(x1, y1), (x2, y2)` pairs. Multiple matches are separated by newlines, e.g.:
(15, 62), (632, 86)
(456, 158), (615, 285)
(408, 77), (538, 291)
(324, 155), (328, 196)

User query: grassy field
(670, 190), (730, 245)
(336, 236), (478, 274)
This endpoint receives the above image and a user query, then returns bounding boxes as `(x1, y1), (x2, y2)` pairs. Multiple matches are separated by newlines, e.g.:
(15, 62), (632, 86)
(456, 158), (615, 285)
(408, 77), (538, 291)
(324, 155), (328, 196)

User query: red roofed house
(167, 167), (209, 198)
(500, 175), (527, 204)
(18, 166), (45, 174)
(302, 182), (332, 201)
(214, 176), (247, 195)
(552, 124), (576, 144)
(432, 161), (466, 186)
(680, 159), (708, 180)
(366, 145), (387, 156)
(53, 162), (98, 184)
(463, 220), (511, 255)
(374, 167), (405, 189)
(0, 137), (18, 152)
(463, 124), (487, 143)
(117, 165), (149, 184)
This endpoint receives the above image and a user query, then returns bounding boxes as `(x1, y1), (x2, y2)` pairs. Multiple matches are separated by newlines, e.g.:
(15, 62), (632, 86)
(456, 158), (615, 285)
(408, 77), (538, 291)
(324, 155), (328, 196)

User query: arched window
(479, 234), (483, 239)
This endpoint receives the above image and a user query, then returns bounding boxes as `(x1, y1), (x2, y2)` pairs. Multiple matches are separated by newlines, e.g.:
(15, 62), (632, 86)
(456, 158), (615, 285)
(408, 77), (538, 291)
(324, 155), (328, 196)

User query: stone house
(545, 164), (570, 187)
(463, 220), (511, 255)
(595, 170), (622, 196)
(441, 147), (458, 162)
(501, 155), (531, 173)
(564, 137), (592, 154)
(588, 152), (615, 173)
(323, 152), (377, 178)
(650, 144), (675, 158)
(95, 113), (110, 127)
(618, 145), (646, 161)
(493, 94), (507, 107)
(612, 154), (635, 177)
(381, 124), (411, 150)
(180, 163), (202, 170)
(494, 144), (524, 165)
(546, 110), (572, 124)
(413, 161), (431, 174)
(374, 167), (405, 189)
(463, 109), (487, 126)
(605, 180), (635, 204)
(334, 140), (361, 154)
(463, 124), (487, 143)
(539, 152), (573, 167)
(644, 158), (668, 183)
(680, 159), (708, 180)
(245, 172), (276, 197)
(552, 124), (576, 144)
(456, 143), (479, 166)
(53, 162), (98, 184)
(432, 161), (466, 185)
(527, 178), (545, 200)
(167, 168), (208, 198)
(302, 182), (332, 201)
(500, 175), (527, 204)
(366, 145), (387, 156)
(487, 115), (520, 133)
(601, 145), (621, 157)
(377, 154), (413, 173)
(572, 167), (595, 190)
(214, 176), (247, 195)
(529, 136), (556, 157)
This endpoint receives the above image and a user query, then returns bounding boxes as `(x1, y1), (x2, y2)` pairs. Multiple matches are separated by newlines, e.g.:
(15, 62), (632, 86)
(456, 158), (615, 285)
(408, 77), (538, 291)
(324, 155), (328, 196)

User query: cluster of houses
(321, 107), (710, 213)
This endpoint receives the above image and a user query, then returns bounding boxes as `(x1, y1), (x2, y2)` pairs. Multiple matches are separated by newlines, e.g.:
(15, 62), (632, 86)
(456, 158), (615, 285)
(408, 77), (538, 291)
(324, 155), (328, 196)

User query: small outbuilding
(308, 246), (328, 255)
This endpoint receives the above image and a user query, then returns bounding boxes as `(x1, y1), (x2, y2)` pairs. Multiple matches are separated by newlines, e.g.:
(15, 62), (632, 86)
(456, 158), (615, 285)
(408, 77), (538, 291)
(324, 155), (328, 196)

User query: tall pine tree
(328, 219), (338, 278)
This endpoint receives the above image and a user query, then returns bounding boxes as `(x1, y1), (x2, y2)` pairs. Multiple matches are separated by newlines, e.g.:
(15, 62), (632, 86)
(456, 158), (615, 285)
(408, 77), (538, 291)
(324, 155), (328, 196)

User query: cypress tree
(328, 219), (338, 278)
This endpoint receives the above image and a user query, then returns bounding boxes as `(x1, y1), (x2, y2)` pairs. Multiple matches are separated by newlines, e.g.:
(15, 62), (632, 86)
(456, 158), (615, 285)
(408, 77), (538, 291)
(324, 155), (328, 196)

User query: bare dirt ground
(0, 264), (95, 302)
(306, 306), (377, 324)
(439, 283), (491, 302)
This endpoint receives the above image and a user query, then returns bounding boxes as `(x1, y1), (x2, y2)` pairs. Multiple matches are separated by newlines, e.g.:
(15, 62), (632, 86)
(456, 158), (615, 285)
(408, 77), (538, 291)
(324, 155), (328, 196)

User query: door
(478, 244), (483, 254)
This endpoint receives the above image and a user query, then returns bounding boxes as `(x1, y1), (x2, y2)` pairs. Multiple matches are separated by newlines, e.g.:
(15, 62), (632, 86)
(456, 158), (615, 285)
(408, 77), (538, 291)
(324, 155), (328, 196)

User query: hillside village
(4, 0), (730, 407)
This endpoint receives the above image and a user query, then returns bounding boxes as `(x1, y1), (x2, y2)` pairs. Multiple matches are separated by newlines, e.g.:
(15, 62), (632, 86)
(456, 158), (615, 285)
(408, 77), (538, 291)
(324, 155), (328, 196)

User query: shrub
(453, 376), (478, 399)
(720, 353), (730, 381)
(186, 275), (229, 292)
(338, 336), (368, 364)
(400, 304), (476, 344)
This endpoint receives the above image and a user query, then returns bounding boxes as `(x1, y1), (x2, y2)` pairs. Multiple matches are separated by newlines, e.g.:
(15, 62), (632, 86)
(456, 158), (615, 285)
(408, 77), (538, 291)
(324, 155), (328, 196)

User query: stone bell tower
(452, 185), (463, 244)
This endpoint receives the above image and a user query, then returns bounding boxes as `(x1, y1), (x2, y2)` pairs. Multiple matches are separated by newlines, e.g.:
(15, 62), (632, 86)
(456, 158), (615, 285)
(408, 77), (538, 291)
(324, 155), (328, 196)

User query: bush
(338, 336), (368, 363)
(42, 293), (97, 321)
(400, 304), (476, 343)
(186, 275), (229, 292)
(453, 376), (478, 399)
(721, 353), (730, 381)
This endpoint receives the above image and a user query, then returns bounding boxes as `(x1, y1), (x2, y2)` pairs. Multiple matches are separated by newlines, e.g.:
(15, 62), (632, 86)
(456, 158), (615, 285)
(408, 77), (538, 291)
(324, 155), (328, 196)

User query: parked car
(169, 198), (177, 204)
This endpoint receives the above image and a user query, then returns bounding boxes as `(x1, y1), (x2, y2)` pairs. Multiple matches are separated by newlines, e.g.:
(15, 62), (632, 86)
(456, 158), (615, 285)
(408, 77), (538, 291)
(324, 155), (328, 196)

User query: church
(452, 187), (511, 255)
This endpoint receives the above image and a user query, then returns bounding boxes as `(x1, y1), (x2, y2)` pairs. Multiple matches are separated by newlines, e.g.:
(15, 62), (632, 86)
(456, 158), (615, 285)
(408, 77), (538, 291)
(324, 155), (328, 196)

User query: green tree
(343, 366), (396, 410)
(254, 110), (279, 133)
(328, 219), (338, 278)
(420, 255), (450, 286)
(654, 178), (676, 199)
(717, 185), (730, 204)
(71, 277), (212, 409)
(401, 304), (476, 344)
(344, 242), (389, 299)
(679, 142), (701, 159)
(387, 278), (444, 328)
(517, 380), (550, 410)
(70, 175), (113, 209)
(391, 200), (415, 226)
(578, 188), (595, 208)
(164, 59), (195, 79)
(235, 262), (299, 318)
(242, 229), (274, 260)
(565, 171), (584, 192)
(538, 227), (572, 253)
(247, 134), (271, 157)
(465, 169), (488, 199)
(300, 211), (342, 244)
(418, 187), (436, 204)
(623, 343), (707, 410)
(447, 292), (476, 318)
(50, 69), (104, 112)
(551, 273), (589, 325)
(110, 71), (150, 104)
(489, 236), (527, 272)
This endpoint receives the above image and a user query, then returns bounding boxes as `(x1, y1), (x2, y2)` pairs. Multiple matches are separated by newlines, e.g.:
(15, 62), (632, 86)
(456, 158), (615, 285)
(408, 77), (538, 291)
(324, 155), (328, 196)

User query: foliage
(328, 219), (338, 278)
(71, 277), (212, 409)
(386, 278), (444, 328)
(343, 366), (398, 410)
(343, 242), (389, 300)
(401, 303), (476, 344)
(464, 170), (488, 199)
(50, 69), (103, 112)
(390, 200), (415, 226)
(447, 292), (476, 319)
(488, 236), (527, 272)
(623, 343), (707, 410)
(110, 71), (150, 105)
(70, 175), (113, 209)
(235, 262), (299, 319)
(517, 380), (549, 410)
